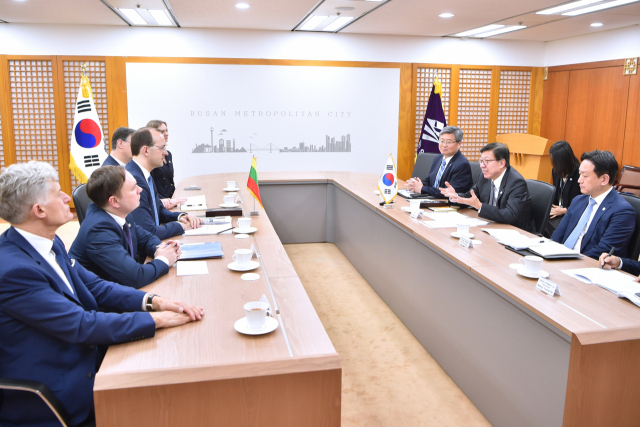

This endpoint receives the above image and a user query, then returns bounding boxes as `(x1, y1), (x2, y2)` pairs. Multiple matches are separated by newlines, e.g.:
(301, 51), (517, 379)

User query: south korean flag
(69, 73), (107, 184)
(377, 154), (398, 204)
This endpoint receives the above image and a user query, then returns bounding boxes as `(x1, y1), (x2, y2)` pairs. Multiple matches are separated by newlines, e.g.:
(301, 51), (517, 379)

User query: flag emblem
(417, 76), (447, 155)
(382, 173), (394, 186)
(74, 119), (102, 148)
(377, 154), (398, 204)
(247, 156), (263, 209)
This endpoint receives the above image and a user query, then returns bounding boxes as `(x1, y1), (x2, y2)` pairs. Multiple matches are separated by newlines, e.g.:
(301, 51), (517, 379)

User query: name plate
(459, 235), (474, 248)
(536, 277), (561, 297)
(410, 211), (423, 219)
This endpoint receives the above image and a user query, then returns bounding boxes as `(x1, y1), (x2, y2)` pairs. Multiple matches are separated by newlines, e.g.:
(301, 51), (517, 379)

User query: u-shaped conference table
(94, 172), (640, 427)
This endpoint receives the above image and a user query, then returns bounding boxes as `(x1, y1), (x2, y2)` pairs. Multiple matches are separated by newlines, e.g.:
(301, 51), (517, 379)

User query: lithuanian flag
(247, 157), (263, 209)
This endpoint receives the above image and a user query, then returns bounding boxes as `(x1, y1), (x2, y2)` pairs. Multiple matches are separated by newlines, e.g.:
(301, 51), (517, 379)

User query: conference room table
(94, 171), (640, 427)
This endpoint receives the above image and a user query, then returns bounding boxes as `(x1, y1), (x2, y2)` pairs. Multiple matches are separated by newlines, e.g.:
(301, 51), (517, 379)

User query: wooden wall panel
(622, 74), (640, 167)
(564, 67), (629, 162)
(540, 71), (570, 143)
(397, 63), (414, 181)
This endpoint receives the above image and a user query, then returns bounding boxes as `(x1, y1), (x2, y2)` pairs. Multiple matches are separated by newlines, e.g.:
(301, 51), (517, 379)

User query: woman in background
(148, 120), (183, 209)
(545, 140), (581, 237)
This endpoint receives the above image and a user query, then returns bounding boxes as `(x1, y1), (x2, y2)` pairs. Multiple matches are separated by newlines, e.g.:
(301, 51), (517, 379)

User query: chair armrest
(618, 184), (640, 191)
(0, 378), (70, 427)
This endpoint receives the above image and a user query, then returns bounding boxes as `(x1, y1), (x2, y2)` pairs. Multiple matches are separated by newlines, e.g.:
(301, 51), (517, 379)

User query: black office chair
(469, 162), (482, 186)
(620, 194), (640, 261)
(72, 184), (91, 225)
(411, 153), (438, 179)
(0, 378), (70, 426)
(526, 179), (555, 236)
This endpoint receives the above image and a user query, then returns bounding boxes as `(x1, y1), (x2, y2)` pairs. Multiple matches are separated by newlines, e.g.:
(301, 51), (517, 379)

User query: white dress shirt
(105, 211), (169, 266)
(110, 154), (126, 166)
(14, 228), (74, 294)
(572, 187), (613, 252)
(478, 169), (506, 214)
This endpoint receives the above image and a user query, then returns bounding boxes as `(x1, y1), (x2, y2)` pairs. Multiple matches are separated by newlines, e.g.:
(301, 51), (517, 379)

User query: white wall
(544, 24), (640, 66)
(0, 23), (546, 66)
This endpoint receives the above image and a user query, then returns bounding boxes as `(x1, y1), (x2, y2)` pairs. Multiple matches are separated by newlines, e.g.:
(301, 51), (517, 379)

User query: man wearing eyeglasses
(126, 128), (203, 240)
(405, 126), (473, 197)
(441, 142), (535, 232)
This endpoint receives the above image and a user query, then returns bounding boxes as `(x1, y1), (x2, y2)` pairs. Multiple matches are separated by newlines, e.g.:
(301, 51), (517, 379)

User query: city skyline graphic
(192, 128), (352, 154)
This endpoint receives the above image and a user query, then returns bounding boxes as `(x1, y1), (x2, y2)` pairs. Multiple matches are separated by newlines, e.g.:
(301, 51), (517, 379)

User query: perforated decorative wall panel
(457, 69), (492, 161)
(63, 61), (109, 190)
(414, 68), (451, 152)
(497, 70), (531, 135)
(9, 60), (58, 170)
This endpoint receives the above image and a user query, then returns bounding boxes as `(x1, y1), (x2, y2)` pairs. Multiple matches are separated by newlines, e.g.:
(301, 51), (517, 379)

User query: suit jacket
(126, 160), (184, 240)
(69, 203), (169, 289)
(102, 154), (121, 167)
(552, 167), (581, 209)
(619, 258), (640, 277)
(150, 151), (176, 199)
(0, 227), (155, 427)
(551, 190), (636, 260)
(419, 150), (473, 197)
(459, 166), (535, 233)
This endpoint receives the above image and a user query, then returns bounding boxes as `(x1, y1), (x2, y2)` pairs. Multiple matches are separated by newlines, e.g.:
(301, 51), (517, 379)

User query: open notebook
(482, 228), (582, 259)
(562, 268), (640, 308)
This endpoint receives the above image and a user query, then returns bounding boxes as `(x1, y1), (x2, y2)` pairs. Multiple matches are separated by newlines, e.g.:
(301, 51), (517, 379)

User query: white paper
(536, 277), (561, 296)
(184, 224), (233, 236)
(176, 261), (209, 276)
(459, 235), (473, 248)
(181, 195), (207, 211)
(561, 268), (640, 295)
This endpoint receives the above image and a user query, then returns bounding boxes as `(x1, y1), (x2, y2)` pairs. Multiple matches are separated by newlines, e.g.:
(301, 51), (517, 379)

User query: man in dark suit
(600, 253), (640, 278)
(441, 142), (535, 232)
(69, 166), (180, 289)
(405, 126), (473, 197)
(126, 127), (202, 240)
(102, 127), (134, 167)
(0, 161), (203, 427)
(551, 150), (635, 260)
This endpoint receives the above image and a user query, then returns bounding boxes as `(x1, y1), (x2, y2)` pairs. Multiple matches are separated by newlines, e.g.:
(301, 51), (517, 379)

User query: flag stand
(250, 198), (260, 216)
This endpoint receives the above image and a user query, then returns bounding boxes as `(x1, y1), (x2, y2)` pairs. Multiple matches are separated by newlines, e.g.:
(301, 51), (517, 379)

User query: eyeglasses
(478, 159), (497, 166)
(438, 140), (458, 146)
(151, 144), (168, 152)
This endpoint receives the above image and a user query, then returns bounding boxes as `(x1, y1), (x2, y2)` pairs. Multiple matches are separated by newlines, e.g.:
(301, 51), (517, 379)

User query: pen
(601, 246), (616, 269)
(215, 227), (233, 234)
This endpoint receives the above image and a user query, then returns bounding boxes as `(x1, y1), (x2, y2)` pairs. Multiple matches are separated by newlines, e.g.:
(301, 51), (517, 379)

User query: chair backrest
(411, 153), (438, 178)
(620, 193), (640, 261)
(72, 184), (91, 225)
(0, 377), (70, 426)
(469, 162), (482, 186)
(525, 179), (555, 236)
(616, 165), (640, 197)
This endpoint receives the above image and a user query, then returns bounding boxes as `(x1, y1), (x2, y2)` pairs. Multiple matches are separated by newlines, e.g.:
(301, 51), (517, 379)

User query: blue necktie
(123, 223), (135, 258)
(433, 159), (446, 188)
(564, 198), (597, 250)
(147, 176), (160, 226)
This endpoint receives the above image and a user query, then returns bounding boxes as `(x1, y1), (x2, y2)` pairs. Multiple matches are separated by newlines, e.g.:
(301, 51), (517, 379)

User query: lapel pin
(70, 259), (76, 267)
(602, 207), (606, 211)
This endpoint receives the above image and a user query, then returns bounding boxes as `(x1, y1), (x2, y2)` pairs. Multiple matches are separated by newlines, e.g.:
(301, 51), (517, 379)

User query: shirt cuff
(156, 256), (170, 266)
(142, 292), (151, 311)
(617, 258), (624, 270)
(178, 213), (187, 220)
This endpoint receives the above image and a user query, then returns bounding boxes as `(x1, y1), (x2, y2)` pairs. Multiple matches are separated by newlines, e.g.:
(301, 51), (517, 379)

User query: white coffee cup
(223, 195), (235, 205)
(244, 301), (268, 330)
(519, 255), (543, 275)
(233, 248), (253, 268)
(409, 199), (422, 214)
(227, 181), (237, 189)
(456, 219), (470, 235)
(237, 217), (252, 230)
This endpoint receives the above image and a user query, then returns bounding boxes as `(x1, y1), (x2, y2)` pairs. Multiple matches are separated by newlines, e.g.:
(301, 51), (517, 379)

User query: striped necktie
(433, 159), (447, 188)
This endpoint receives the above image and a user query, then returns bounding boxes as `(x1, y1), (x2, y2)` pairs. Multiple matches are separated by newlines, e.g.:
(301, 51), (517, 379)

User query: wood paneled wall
(541, 59), (639, 170)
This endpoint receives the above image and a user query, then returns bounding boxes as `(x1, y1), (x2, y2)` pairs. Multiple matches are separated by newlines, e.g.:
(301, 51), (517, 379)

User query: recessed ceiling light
(336, 7), (355, 11)
(119, 9), (147, 25)
(536, 0), (602, 15)
(591, 22), (604, 26)
(474, 25), (527, 38)
(454, 24), (504, 37)
(300, 15), (328, 31)
(149, 9), (172, 26)
(323, 16), (354, 31)
(439, 13), (454, 18)
(562, 0), (640, 15)
(236, 3), (250, 9)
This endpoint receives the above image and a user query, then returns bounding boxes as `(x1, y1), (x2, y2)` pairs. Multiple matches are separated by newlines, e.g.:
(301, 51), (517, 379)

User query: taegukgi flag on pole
(377, 154), (398, 204)
(247, 156), (263, 209)
(69, 72), (107, 184)
(417, 76), (447, 156)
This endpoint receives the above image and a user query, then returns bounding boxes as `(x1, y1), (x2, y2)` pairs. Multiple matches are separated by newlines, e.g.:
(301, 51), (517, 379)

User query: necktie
(433, 159), (447, 188)
(489, 181), (497, 206)
(123, 223), (135, 258)
(564, 198), (597, 250)
(147, 176), (160, 226)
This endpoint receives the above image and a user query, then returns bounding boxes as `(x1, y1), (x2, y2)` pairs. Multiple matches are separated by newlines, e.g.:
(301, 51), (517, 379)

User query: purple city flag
(417, 77), (447, 155)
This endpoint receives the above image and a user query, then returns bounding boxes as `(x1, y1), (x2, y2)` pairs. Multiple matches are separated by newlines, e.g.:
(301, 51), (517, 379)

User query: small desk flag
(247, 156), (263, 209)
(378, 154), (398, 204)
(417, 76), (447, 157)
(69, 69), (107, 184)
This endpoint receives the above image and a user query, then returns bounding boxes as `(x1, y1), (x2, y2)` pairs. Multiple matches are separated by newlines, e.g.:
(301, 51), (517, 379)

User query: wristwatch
(145, 294), (159, 312)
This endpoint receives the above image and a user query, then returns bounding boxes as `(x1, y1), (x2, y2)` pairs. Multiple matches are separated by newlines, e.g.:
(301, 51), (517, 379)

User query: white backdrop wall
(0, 23), (546, 66)
(126, 62), (400, 181)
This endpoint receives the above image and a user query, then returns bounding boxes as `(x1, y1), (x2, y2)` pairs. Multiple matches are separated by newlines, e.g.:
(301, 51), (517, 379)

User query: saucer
(234, 316), (279, 335)
(228, 261), (260, 271)
(235, 234), (250, 239)
(223, 187), (239, 192)
(451, 232), (475, 239)
(509, 264), (549, 279)
(220, 203), (239, 208)
(233, 227), (257, 234)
